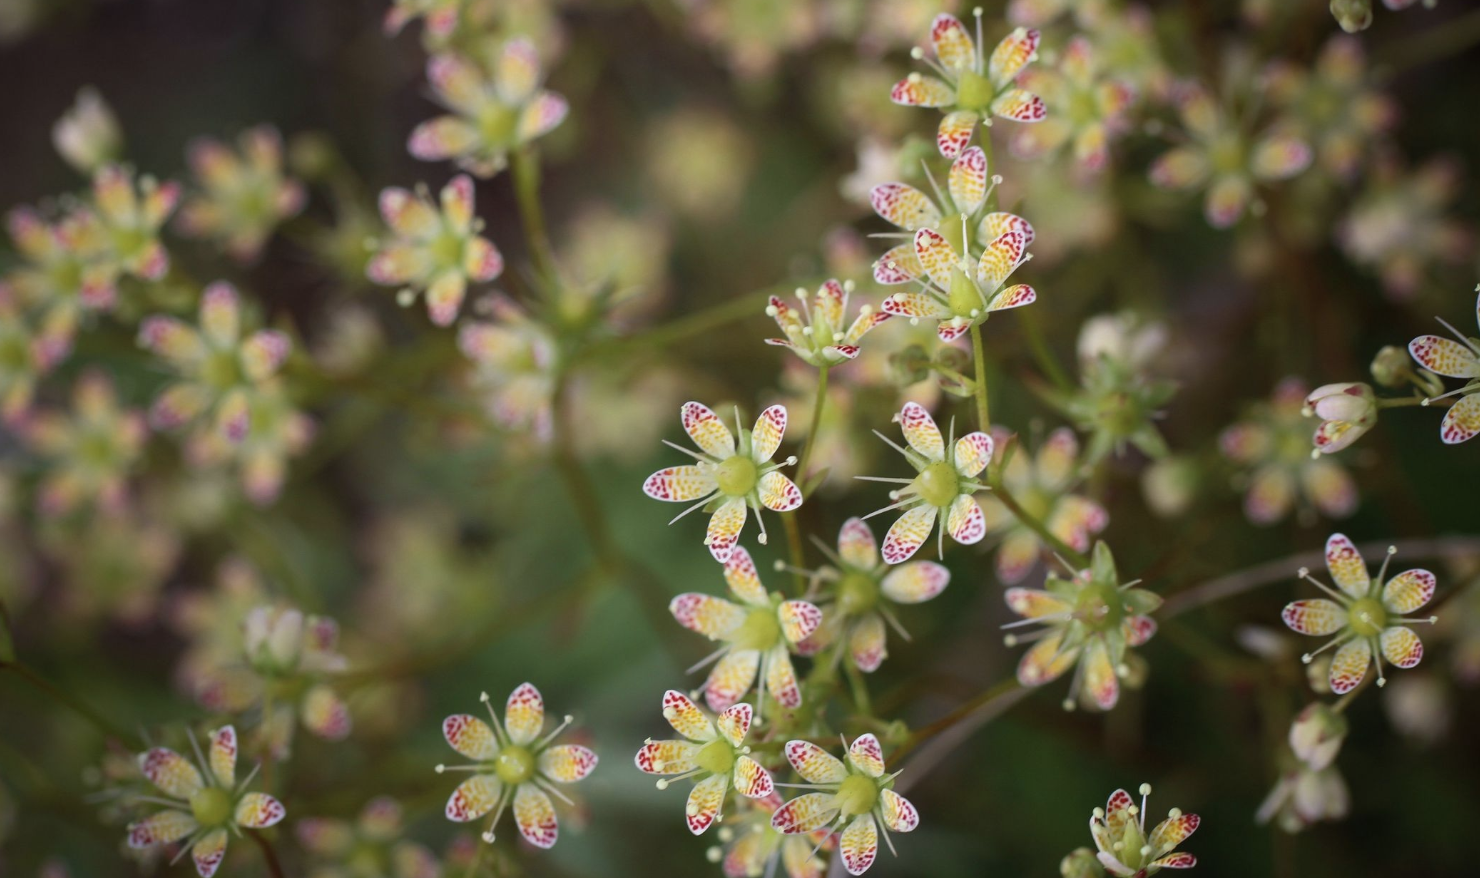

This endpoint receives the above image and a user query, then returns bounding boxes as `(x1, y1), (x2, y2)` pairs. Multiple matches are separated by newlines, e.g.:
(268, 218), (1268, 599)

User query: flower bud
(52, 87), (122, 174)
(244, 605), (306, 671)
(1305, 383), (1377, 454)
(1288, 703), (1348, 770)
(1369, 345), (1411, 387)
(889, 345), (931, 385)
(1330, 0), (1373, 33)
(1060, 847), (1105, 878)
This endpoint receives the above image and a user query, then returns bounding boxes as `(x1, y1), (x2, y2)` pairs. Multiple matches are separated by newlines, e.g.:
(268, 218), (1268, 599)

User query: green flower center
(111, 226), (147, 259)
(695, 739), (736, 776)
(948, 266), (983, 318)
(834, 774), (880, 818)
(1067, 89), (1099, 127)
(494, 745), (535, 785)
(478, 104), (520, 148)
(838, 571), (880, 615)
(955, 69), (994, 114)
(202, 350), (242, 390)
(1094, 390), (1140, 437)
(430, 230), (465, 268)
(731, 607), (782, 651)
(715, 455), (758, 497)
(1209, 134), (1246, 174)
(1348, 597), (1387, 637)
(189, 787), (232, 827)
(1074, 581), (1125, 633)
(914, 461), (960, 509)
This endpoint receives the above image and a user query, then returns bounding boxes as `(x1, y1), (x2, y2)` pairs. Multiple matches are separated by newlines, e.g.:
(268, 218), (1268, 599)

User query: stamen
(662, 438), (711, 461)
(686, 645), (730, 675)
(1138, 784), (1151, 831)
(1300, 634), (1351, 664)
(234, 760), (262, 796)
(1421, 386), (1471, 404)
(879, 816), (899, 857)
(185, 727), (210, 781)
(481, 691), (510, 745)
(920, 160), (948, 215)
(755, 510), (769, 546)
(806, 534), (845, 567)
(871, 428), (912, 458)
(535, 776), (576, 806)
(854, 476), (916, 485)
(1373, 545), (1397, 588)
(1001, 613), (1069, 629)
(435, 763), (484, 773)
(973, 8), (985, 74)
(535, 714), (575, 751)
(481, 787), (511, 843)
(1296, 568), (1351, 603)
(1436, 315), (1480, 355)
(880, 606), (912, 642)
(670, 495), (716, 525)
(860, 497), (916, 521)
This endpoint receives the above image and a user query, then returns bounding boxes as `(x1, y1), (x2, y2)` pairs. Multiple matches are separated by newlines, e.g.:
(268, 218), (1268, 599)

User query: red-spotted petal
(880, 789), (919, 832)
(840, 814), (878, 876)
(671, 593), (746, 640)
(1005, 587), (1071, 618)
(898, 401), (944, 460)
(912, 228), (957, 292)
(948, 146), (988, 213)
(771, 792), (837, 834)
(235, 792), (286, 828)
(706, 497), (747, 563)
(685, 772), (727, 835)
(979, 211), (1036, 247)
(843, 309), (890, 346)
(987, 283), (1035, 312)
(881, 561), (949, 604)
(513, 784), (558, 848)
(759, 471), (803, 512)
(446, 774), (501, 821)
(1123, 614), (1157, 647)
(723, 545), (769, 606)
(634, 739), (700, 774)
(850, 613), (887, 672)
(539, 744), (599, 783)
(947, 494), (986, 545)
(191, 828), (228, 878)
(705, 649), (760, 711)
(870, 183), (940, 231)
(733, 754), (773, 799)
(882, 505), (937, 564)
(989, 27), (1040, 87)
(715, 702), (752, 747)
(444, 714), (499, 760)
(779, 600), (823, 643)
(881, 292), (949, 319)
(1328, 637), (1371, 694)
(931, 14), (975, 70)
(936, 111), (977, 159)
(682, 401), (736, 458)
(785, 740), (848, 784)
(874, 243), (924, 284)
(954, 431), (994, 477)
(1407, 335), (1480, 378)
(1380, 626), (1423, 669)
(847, 734), (885, 777)
(1017, 630), (1077, 686)
(1149, 811), (1200, 851)
(1383, 568), (1436, 614)
(765, 647), (803, 708)
(890, 75), (953, 108)
(209, 726), (237, 788)
(1152, 852), (1198, 869)
(128, 810), (197, 848)
(1281, 598), (1346, 637)
(978, 231), (1027, 290)
(1441, 393), (1480, 445)
(662, 689), (715, 742)
(991, 88), (1047, 122)
(1325, 533), (1370, 599)
(504, 682), (544, 746)
(838, 516), (879, 569)
(139, 748), (204, 799)
(644, 465), (717, 502)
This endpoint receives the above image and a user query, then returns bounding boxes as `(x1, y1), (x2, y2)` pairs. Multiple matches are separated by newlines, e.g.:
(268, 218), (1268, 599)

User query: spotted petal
(1408, 335), (1480, 378)
(785, 740), (848, 784)
(1082, 638), (1119, 710)
(882, 504), (937, 564)
(881, 788), (919, 832)
(1016, 630), (1077, 686)
(948, 146), (988, 213)
(443, 714), (499, 760)
(1005, 587), (1071, 618)
(682, 401), (736, 458)
(1329, 637), (1371, 694)
(518, 92), (568, 141)
(208, 726), (237, 788)
(840, 814), (878, 876)
(1152, 852), (1198, 869)
(139, 748), (204, 799)
(635, 739), (700, 775)
(670, 593), (745, 640)
(706, 497), (747, 563)
(979, 211), (1036, 246)
(1382, 568), (1435, 614)
(759, 471), (803, 513)
(898, 401), (944, 460)
(1281, 599), (1345, 636)
(514, 784), (559, 848)
(978, 231), (1027, 290)
(850, 613), (888, 672)
(661, 689), (715, 742)
(912, 228), (957, 292)
(1123, 614), (1157, 647)
(235, 792), (286, 829)
(504, 682), (544, 746)
(539, 744), (599, 783)
(715, 702), (752, 747)
(931, 14), (976, 71)
(1380, 626), (1424, 669)
(1441, 393), (1480, 445)
(947, 494), (986, 545)
(779, 600), (823, 643)
(1325, 533), (1370, 599)
(881, 292), (949, 319)
(989, 27), (1040, 88)
(705, 648), (760, 711)
(870, 183), (940, 232)
(881, 561), (950, 603)
(838, 517), (879, 569)
(991, 88), (1048, 122)
(847, 734), (886, 777)
(874, 243), (924, 284)
(643, 465), (718, 502)
(936, 110), (977, 159)
(718, 546), (766, 608)
(128, 810), (198, 848)
(733, 754), (773, 798)
(765, 647), (803, 708)
(192, 828), (228, 878)
(771, 793), (837, 834)
(1149, 811), (1200, 851)
(954, 431), (994, 477)
(890, 74), (954, 108)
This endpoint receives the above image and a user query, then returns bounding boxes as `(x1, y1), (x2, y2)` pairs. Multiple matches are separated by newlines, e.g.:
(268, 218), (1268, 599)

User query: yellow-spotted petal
(1149, 811), (1201, 852)
(128, 810), (198, 848)
(443, 714), (499, 760)
(870, 183), (940, 231)
(1281, 599), (1345, 636)
(990, 88), (1048, 122)
(661, 689), (715, 742)
(1324, 534), (1370, 599)
(850, 613), (888, 672)
(948, 146), (988, 213)
(1440, 393), (1480, 445)
(139, 748), (204, 799)
(936, 110), (977, 159)
(837, 517), (879, 569)
(880, 788), (919, 833)
(723, 545), (769, 607)
(1408, 335), (1480, 379)
(235, 792), (286, 829)
(947, 494), (986, 545)
(670, 593), (746, 639)
(1380, 626), (1424, 669)
(889, 74), (953, 108)
(1329, 637), (1371, 694)
(1382, 569), (1436, 614)
(732, 754), (773, 798)
(208, 726), (237, 788)
(979, 211), (1036, 246)
(846, 733), (885, 778)
(977, 230), (1027, 291)
(931, 13), (975, 71)
(682, 401), (736, 458)
(643, 465), (718, 502)
(705, 497), (747, 563)
(715, 702), (752, 747)
(751, 404), (787, 463)
(881, 292), (950, 319)
(882, 504), (937, 565)
(954, 431), (994, 477)
(685, 772), (727, 835)
(898, 401), (944, 460)
(503, 682), (544, 746)
(513, 784), (558, 849)
(778, 600), (823, 643)
(772, 793), (837, 835)
(758, 471), (803, 512)
(784, 741), (848, 784)
(445, 774), (501, 821)
(634, 739), (700, 775)
(874, 243), (923, 285)
(538, 744), (599, 783)
(705, 648), (760, 711)
(839, 814), (878, 876)
(191, 827), (228, 878)
(881, 561), (949, 604)
(989, 27), (1040, 88)
(765, 646), (803, 708)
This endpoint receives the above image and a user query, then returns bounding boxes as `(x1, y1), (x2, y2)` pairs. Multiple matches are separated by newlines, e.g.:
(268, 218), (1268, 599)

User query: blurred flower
(770, 734), (918, 876)
(645, 108), (753, 220)
(1140, 455), (1199, 518)
(1149, 81), (1311, 228)
(766, 279), (891, 367)
(1330, 0), (1374, 32)
(1220, 378), (1356, 525)
(642, 402), (802, 563)
(1337, 155), (1470, 300)
(367, 175), (503, 326)
(1381, 672), (1450, 747)
(311, 303), (384, 378)
(1407, 286), (1480, 444)
(1288, 703), (1347, 770)
(409, 42), (568, 178)
(1003, 542), (1160, 711)
(137, 281), (291, 441)
(52, 86), (122, 174)
(126, 726), (286, 878)
(1051, 314), (1174, 464)
(1060, 846), (1106, 878)
(0, 285), (46, 422)
(862, 401), (992, 563)
(23, 370), (146, 517)
(1087, 784), (1198, 876)
(634, 691), (772, 834)
(170, 558), (270, 703)
(669, 545), (821, 714)
(177, 127), (306, 261)
(715, 792), (833, 878)
(560, 204), (670, 326)
(1265, 37), (1394, 180)
(681, 0), (826, 79)
(458, 295), (557, 441)
(890, 14), (1047, 159)
(1304, 382), (1377, 454)
(297, 797), (439, 878)
(1010, 36), (1136, 174)
(1283, 534), (1438, 694)
(5, 205), (118, 365)
(980, 427), (1107, 584)
(86, 164), (179, 282)
(438, 683), (597, 848)
(1256, 761), (1348, 832)
(43, 513), (179, 626)
(383, 0), (463, 43)
(183, 381), (313, 506)
(792, 516), (950, 671)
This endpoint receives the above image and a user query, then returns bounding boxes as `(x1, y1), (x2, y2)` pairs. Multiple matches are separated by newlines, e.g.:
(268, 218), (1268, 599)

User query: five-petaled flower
(765, 279), (891, 367)
(86, 164), (179, 282)
(860, 402), (992, 563)
(409, 41), (568, 177)
(1283, 534), (1438, 694)
(634, 690), (773, 834)
(438, 683), (598, 849)
(1088, 784), (1199, 876)
(176, 126), (305, 261)
(718, 793), (833, 878)
(137, 281), (291, 443)
(1010, 36), (1137, 174)
(296, 797), (439, 878)
(643, 401), (802, 563)
(367, 175), (503, 326)
(868, 145), (1035, 291)
(669, 546), (821, 714)
(880, 217), (1036, 343)
(890, 13), (1046, 159)
(1407, 286), (1480, 444)
(980, 427), (1108, 585)
(1003, 542), (1160, 711)
(770, 734), (918, 876)
(126, 726), (286, 878)
(23, 370), (146, 517)
(793, 517), (950, 672)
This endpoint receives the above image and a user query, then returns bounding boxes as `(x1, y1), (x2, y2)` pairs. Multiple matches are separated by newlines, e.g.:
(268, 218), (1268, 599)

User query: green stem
(969, 322), (991, 430)
(844, 662), (873, 717)
(1331, 672), (1375, 713)
(987, 465), (1088, 568)
(0, 661), (142, 749)
(247, 830), (287, 878)
(581, 286), (778, 361)
(889, 676), (1022, 767)
(782, 513), (807, 595)
(511, 146), (556, 280)
(795, 365), (829, 488)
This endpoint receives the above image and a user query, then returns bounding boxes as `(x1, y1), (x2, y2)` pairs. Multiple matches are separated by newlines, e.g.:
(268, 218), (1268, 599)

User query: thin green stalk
(0, 661), (142, 749)
(582, 286), (779, 361)
(795, 365), (829, 487)
(511, 146), (556, 280)
(889, 676), (1021, 767)
(844, 662), (873, 717)
(970, 322), (991, 430)
(987, 468), (1089, 568)
(247, 830), (287, 878)
(782, 513), (807, 595)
